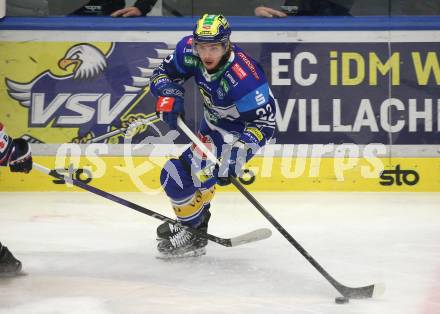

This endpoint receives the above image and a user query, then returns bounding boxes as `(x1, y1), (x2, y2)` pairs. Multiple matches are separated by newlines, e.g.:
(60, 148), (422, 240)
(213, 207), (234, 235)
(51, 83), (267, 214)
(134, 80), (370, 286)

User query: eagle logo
(5, 42), (175, 143)
(7, 43), (110, 109)
(58, 43), (107, 80)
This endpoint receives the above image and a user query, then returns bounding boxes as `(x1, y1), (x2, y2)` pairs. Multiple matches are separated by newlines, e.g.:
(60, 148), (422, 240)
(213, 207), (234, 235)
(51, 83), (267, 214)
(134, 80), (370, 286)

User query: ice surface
(1, 191), (439, 314)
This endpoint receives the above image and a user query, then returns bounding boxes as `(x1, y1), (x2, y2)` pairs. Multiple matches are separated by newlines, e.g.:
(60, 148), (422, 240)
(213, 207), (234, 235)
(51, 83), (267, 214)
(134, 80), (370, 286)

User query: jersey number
(256, 104), (275, 122)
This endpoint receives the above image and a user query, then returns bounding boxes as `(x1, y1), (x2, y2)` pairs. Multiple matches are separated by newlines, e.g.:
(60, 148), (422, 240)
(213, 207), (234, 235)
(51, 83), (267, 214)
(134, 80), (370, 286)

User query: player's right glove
(9, 138), (32, 173)
(213, 127), (266, 186)
(213, 140), (251, 186)
(155, 83), (185, 130)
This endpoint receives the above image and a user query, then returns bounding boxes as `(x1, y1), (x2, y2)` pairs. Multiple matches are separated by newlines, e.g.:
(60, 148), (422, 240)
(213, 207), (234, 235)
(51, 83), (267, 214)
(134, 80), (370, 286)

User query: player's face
(195, 42), (226, 71)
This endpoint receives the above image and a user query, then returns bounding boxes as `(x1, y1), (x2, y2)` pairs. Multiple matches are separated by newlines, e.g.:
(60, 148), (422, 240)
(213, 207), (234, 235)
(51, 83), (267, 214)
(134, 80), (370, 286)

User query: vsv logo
(6, 43), (149, 129)
(30, 93), (137, 126)
(379, 165), (420, 186)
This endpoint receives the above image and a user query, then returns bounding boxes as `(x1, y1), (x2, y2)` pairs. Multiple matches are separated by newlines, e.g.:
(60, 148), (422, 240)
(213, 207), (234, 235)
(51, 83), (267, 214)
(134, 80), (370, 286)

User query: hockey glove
(214, 127), (266, 186)
(214, 140), (250, 186)
(9, 138), (32, 173)
(155, 83), (185, 130)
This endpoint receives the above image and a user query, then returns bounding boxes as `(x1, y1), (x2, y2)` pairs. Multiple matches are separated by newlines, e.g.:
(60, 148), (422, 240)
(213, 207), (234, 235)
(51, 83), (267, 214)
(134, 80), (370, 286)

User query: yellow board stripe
(0, 156), (439, 192)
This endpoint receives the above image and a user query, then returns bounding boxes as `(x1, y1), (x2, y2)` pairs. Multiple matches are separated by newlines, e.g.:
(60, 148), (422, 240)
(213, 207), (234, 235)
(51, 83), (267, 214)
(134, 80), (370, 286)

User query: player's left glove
(213, 127), (266, 186)
(155, 82), (185, 130)
(9, 138), (32, 173)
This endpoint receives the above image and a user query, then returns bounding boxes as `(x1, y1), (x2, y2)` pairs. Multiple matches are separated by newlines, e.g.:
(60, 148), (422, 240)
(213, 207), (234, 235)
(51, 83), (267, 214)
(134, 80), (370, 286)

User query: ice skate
(156, 211), (211, 259)
(0, 245), (22, 276)
(157, 210), (211, 241)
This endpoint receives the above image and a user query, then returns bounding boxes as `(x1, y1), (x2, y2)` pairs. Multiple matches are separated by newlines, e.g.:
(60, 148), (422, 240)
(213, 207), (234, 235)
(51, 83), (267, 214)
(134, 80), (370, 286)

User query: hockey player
(150, 14), (276, 258)
(0, 123), (33, 275)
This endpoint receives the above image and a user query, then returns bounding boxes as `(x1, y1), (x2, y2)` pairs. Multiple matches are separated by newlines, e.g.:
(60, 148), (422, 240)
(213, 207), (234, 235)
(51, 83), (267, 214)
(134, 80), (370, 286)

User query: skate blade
(0, 262), (23, 277)
(156, 247), (207, 260)
(0, 269), (26, 277)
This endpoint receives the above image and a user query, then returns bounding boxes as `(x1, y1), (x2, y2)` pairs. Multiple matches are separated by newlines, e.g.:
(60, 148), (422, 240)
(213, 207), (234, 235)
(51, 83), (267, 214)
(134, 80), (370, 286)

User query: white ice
(1, 191), (439, 314)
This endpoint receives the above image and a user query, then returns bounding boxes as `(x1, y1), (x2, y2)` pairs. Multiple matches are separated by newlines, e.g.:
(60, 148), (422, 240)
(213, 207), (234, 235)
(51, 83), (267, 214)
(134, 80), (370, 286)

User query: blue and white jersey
(150, 36), (276, 146)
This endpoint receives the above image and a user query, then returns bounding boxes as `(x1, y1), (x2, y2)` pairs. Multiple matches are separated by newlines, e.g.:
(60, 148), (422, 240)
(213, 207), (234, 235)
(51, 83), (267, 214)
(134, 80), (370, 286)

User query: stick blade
(339, 282), (386, 299)
(230, 228), (272, 247)
(372, 282), (386, 298)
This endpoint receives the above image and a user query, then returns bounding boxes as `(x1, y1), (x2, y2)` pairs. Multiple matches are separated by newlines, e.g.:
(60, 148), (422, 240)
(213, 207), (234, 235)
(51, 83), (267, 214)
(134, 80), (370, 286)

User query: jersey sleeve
(228, 55), (276, 146)
(150, 36), (196, 97)
(0, 123), (14, 166)
(235, 82), (276, 146)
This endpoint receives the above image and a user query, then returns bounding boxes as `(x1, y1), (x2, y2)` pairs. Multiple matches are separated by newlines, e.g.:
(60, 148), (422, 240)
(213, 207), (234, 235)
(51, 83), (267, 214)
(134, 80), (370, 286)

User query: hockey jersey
(150, 36), (276, 146)
(0, 123), (14, 166)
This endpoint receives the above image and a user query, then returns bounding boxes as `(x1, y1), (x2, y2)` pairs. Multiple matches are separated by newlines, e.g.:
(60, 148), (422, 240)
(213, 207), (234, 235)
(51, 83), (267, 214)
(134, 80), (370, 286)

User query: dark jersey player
(0, 123), (33, 275)
(150, 14), (276, 258)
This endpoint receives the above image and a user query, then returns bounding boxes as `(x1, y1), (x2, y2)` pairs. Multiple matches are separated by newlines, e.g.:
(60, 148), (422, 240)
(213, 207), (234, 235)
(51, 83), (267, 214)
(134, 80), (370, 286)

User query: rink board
(0, 17), (439, 192)
(0, 155), (439, 192)
(1, 30), (440, 146)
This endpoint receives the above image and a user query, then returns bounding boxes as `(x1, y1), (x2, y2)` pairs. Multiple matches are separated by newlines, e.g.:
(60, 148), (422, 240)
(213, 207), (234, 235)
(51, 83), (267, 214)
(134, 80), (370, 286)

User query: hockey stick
(87, 114), (256, 184)
(32, 162), (271, 247)
(87, 113), (160, 143)
(176, 116), (384, 299)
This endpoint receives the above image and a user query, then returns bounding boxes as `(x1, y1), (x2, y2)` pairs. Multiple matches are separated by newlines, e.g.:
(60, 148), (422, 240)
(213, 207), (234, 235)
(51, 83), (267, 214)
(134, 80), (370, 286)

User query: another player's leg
(156, 157), (216, 258)
(0, 242), (22, 276)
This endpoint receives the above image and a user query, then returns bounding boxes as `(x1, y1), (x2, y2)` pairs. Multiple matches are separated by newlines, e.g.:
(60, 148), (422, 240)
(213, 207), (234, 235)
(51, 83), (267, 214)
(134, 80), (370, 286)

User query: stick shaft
(176, 117), (376, 298)
(88, 114), (159, 143)
(32, 162), (231, 246)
